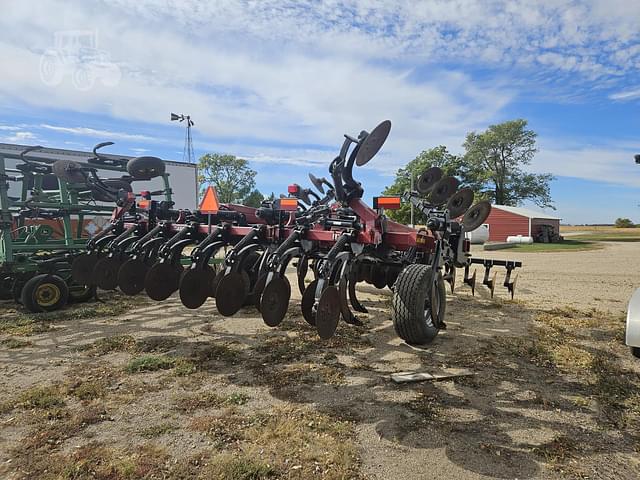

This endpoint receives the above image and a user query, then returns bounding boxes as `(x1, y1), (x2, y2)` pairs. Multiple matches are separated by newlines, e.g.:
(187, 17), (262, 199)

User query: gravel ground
(471, 242), (640, 313)
(0, 242), (639, 479)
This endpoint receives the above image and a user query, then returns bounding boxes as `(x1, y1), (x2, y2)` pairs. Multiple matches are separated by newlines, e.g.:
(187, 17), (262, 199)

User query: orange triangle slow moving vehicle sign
(199, 186), (220, 214)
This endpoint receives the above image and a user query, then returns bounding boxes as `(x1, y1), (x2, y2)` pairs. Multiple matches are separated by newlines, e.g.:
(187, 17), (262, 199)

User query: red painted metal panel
(485, 207), (529, 242)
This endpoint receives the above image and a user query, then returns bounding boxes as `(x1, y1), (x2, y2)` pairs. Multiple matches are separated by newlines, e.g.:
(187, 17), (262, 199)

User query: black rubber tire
(392, 264), (446, 344)
(21, 274), (69, 313)
(631, 346), (640, 359)
(126, 156), (166, 179)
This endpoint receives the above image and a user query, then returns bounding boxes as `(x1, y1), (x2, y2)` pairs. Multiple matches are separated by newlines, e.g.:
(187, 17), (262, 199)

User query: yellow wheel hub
(34, 283), (61, 307)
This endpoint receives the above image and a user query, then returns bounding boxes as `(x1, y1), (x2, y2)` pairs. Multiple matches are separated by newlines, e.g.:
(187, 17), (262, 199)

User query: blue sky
(1, 0), (639, 224)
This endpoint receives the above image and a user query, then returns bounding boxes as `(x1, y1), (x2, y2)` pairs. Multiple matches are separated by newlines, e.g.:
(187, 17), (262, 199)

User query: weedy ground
(1, 262), (640, 479)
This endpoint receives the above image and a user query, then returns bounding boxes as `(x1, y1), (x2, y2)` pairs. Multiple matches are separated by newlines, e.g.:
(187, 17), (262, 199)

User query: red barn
(485, 205), (561, 242)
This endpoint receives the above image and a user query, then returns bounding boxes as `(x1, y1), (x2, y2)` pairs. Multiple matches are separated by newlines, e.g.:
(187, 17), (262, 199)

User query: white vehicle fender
(625, 288), (640, 357)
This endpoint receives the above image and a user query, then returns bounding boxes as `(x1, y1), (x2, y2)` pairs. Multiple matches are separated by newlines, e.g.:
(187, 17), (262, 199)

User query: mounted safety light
(373, 196), (401, 210)
(288, 184), (300, 195)
(277, 197), (298, 211)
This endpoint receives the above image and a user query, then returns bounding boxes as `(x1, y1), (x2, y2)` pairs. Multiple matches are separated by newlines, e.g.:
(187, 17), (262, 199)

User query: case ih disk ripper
(72, 121), (521, 344)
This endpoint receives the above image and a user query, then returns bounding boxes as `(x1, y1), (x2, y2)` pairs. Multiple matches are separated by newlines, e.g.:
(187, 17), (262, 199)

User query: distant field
(560, 225), (640, 242)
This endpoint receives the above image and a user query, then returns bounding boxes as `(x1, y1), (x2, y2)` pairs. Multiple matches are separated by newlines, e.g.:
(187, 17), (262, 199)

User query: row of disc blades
(416, 166), (491, 231)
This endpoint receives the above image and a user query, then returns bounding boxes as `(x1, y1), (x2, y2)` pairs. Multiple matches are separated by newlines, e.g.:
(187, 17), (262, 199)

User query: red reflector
(278, 198), (298, 211)
(138, 200), (150, 209)
(373, 196), (401, 210)
(288, 184), (300, 194)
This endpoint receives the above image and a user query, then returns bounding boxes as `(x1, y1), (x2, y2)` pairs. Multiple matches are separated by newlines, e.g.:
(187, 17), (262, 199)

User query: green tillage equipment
(0, 146), (172, 311)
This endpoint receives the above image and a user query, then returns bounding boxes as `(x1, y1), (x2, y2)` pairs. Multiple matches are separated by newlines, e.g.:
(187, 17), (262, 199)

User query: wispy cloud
(1, 131), (37, 143)
(609, 87), (640, 101)
(39, 124), (154, 142)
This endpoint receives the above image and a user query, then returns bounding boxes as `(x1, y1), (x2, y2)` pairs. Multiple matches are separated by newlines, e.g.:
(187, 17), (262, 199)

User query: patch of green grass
(510, 239), (599, 252)
(174, 391), (225, 412)
(69, 379), (107, 401)
(85, 334), (138, 355)
(18, 385), (66, 409)
(575, 233), (640, 242)
(1, 337), (33, 348)
(125, 354), (176, 373)
(0, 316), (53, 336)
(173, 357), (198, 376)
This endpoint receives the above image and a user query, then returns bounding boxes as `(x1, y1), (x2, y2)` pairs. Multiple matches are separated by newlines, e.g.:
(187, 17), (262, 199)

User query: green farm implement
(0, 143), (169, 312)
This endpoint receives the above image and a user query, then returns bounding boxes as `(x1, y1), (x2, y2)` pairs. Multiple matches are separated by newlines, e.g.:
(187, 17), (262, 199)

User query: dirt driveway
(0, 242), (639, 479)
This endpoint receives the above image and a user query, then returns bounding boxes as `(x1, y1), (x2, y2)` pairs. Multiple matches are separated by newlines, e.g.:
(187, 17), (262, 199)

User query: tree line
(197, 119), (555, 222)
(383, 119), (554, 224)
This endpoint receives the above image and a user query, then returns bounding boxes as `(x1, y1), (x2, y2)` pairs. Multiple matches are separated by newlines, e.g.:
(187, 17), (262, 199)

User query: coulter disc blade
(429, 176), (460, 205)
(260, 275), (291, 327)
(356, 120), (392, 166)
(71, 253), (99, 285)
(416, 167), (443, 195)
(446, 187), (474, 219)
(215, 271), (247, 316)
(316, 285), (341, 340)
(179, 267), (214, 309)
(118, 258), (149, 295)
(145, 262), (181, 301)
(94, 256), (122, 291)
(301, 279), (319, 326)
(462, 201), (492, 232)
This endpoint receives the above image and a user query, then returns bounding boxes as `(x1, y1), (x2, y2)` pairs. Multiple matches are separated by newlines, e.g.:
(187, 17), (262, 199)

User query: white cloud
(609, 87), (640, 101)
(0, 0), (638, 194)
(1, 131), (37, 143)
(39, 124), (154, 142)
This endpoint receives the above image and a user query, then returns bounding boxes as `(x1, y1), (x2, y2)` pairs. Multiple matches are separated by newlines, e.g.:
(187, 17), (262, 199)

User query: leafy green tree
(382, 146), (467, 224)
(463, 119), (554, 208)
(615, 217), (635, 228)
(198, 153), (257, 204)
(243, 189), (265, 207)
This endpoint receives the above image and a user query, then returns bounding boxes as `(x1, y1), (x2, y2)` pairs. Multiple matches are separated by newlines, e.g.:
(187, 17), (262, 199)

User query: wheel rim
(35, 283), (61, 307)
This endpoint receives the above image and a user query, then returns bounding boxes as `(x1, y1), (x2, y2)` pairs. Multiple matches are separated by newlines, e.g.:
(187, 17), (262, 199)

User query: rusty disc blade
(301, 279), (319, 326)
(118, 258), (148, 295)
(179, 267), (213, 309)
(145, 262), (181, 301)
(462, 201), (492, 232)
(416, 167), (443, 195)
(94, 256), (122, 291)
(71, 253), (99, 285)
(215, 271), (247, 316)
(429, 176), (460, 205)
(316, 285), (341, 340)
(447, 187), (474, 218)
(356, 120), (392, 166)
(260, 275), (291, 327)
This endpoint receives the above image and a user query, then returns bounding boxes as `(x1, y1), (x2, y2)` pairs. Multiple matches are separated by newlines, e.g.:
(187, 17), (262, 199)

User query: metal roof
(0, 143), (195, 169)
(493, 204), (561, 220)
